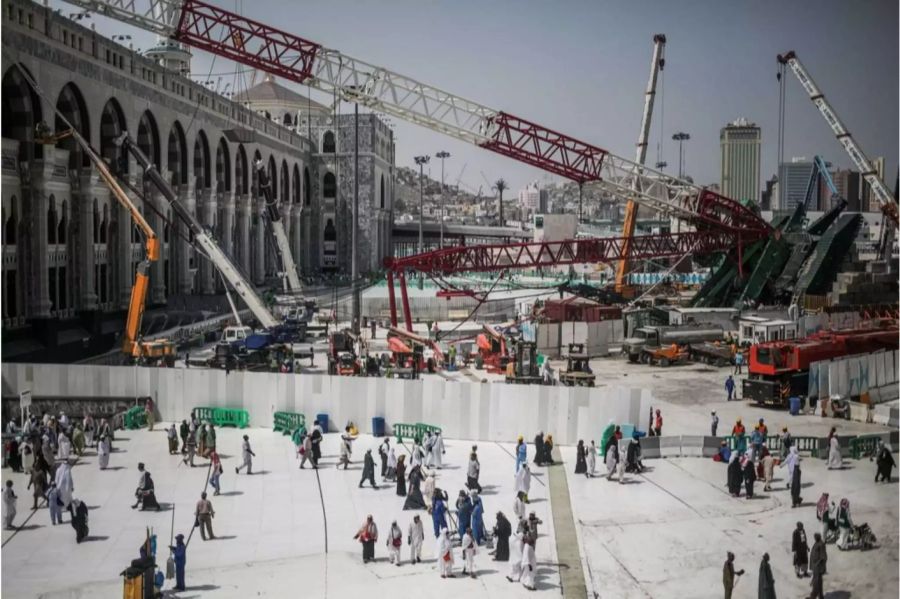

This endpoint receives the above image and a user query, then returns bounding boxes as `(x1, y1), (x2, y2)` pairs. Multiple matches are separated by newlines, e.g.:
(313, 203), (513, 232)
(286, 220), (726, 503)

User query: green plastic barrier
(274, 412), (306, 436)
(393, 423), (420, 444)
(194, 406), (250, 429)
(849, 434), (883, 460)
(416, 423), (442, 438)
(124, 406), (147, 430)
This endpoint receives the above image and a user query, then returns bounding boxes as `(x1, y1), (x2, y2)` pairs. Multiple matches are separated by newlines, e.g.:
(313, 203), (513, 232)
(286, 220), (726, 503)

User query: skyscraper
(778, 158), (818, 211)
(861, 156), (886, 212)
(831, 169), (861, 211)
(720, 118), (761, 205)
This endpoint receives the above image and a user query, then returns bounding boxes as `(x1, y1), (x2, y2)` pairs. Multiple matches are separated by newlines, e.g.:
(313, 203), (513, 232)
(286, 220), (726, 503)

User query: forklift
(559, 343), (596, 387)
(505, 341), (545, 385)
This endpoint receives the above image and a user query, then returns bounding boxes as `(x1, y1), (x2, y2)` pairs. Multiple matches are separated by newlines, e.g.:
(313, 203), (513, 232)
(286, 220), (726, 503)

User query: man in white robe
(57, 432), (72, 461)
(432, 432), (444, 469)
(521, 537), (537, 590)
(387, 521), (403, 566)
(587, 440), (597, 477)
(98, 436), (110, 470)
(515, 464), (531, 503)
(461, 528), (477, 577)
(408, 515), (424, 563)
(827, 434), (842, 470)
(506, 531), (524, 582)
(605, 444), (617, 480)
(423, 432), (435, 467)
(438, 528), (454, 578)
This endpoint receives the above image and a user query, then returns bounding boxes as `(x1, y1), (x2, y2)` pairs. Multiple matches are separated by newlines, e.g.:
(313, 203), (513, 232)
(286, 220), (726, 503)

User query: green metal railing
(849, 434), (883, 460)
(194, 406), (250, 429)
(274, 412), (306, 437)
(724, 434), (820, 457)
(393, 423), (420, 444)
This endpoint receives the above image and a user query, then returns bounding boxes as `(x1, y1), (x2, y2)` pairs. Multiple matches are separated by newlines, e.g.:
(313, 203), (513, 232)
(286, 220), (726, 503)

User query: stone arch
(322, 130), (335, 153)
(304, 167), (311, 206)
(281, 159), (289, 204)
(323, 171), (336, 199)
(216, 137), (231, 193)
(167, 121), (188, 186)
(55, 82), (90, 169)
(268, 155), (277, 201)
(1, 64), (43, 161)
(193, 130), (211, 189)
(252, 149), (262, 195)
(136, 110), (161, 169)
(292, 164), (301, 204)
(100, 97), (128, 174)
(235, 144), (248, 195)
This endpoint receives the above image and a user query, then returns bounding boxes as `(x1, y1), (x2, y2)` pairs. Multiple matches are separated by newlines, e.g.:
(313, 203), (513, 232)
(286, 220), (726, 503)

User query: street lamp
(435, 150), (450, 248)
(672, 132), (690, 179)
(414, 156), (430, 255)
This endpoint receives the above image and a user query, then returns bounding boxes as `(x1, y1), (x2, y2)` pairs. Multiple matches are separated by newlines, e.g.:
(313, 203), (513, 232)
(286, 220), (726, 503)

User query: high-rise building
(778, 158), (819, 211)
(861, 155), (886, 212)
(720, 118), (761, 205)
(517, 181), (548, 217)
(831, 169), (861, 212)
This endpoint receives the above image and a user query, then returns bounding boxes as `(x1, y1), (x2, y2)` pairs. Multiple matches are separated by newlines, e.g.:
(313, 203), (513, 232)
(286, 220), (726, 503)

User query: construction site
(1, 1), (898, 598)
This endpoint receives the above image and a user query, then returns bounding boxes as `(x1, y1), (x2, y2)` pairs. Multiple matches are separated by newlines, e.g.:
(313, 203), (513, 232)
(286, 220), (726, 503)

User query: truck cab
(622, 327), (659, 362)
(222, 325), (253, 344)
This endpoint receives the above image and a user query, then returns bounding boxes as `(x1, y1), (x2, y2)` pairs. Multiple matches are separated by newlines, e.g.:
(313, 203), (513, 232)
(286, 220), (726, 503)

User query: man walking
(299, 433), (314, 470)
(733, 350), (744, 375)
(179, 420), (189, 454)
(3, 480), (17, 530)
(758, 553), (775, 599)
(354, 515), (378, 563)
(378, 438), (390, 478)
(725, 375), (736, 401)
(792, 522), (809, 578)
(195, 492), (215, 540)
(170, 533), (187, 591)
(359, 449), (378, 488)
(235, 435), (255, 475)
(711, 411), (719, 437)
(809, 532), (826, 599)
(722, 551), (744, 599)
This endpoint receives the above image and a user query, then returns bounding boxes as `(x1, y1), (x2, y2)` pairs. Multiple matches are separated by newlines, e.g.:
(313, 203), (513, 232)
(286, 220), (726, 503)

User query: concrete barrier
(1, 362), (644, 446)
(679, 435), (706, 457)
(641, 436), (660, 459)
(702, 436), (723, 458)
(658, 435), (682, 458)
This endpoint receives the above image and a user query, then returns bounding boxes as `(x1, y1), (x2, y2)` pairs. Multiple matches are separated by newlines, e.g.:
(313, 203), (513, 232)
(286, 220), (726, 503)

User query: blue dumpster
(789, 396), (801, 416)
(316, 413), (329, 433)
(372, 417), (386, 437)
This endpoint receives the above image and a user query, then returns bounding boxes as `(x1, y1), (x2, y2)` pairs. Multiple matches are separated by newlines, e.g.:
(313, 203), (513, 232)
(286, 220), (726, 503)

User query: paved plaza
(1, 419), (896, 598)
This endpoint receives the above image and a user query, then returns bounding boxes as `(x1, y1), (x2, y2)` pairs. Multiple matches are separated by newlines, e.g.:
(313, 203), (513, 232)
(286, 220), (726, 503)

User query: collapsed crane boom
(256, 161), (302, 293)
(62, 0), (767, 240)
(778, 51), (897, 225)
(117, 134), (280, 329)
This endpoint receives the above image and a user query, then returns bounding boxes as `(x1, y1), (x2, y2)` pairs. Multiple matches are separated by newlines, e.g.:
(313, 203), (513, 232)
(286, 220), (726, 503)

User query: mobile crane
(778, 50), (898, 256)
(255, 159), (302, 294)
(35, 124), (176, 365)
(614, 34), (666, 297)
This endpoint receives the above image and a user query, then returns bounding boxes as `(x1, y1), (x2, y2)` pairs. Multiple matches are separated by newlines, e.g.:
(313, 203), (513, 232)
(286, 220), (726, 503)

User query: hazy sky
(67, 0), (898, 195)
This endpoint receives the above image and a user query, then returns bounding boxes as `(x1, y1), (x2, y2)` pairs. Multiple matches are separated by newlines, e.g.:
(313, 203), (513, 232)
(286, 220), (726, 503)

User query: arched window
(281, 159), (289, 202)
(323, 172), (336, 199)
(47, 196), (58, 244)
(92, 199), (99, 244)
(99, 204), (108, 244)
(304, 167), (311, 206)
(322, 130), (335, 153)
(100, 98), (127, 174)
(283, 113), (292, 127)
(292, 165), (301, 204)
(167, 121), (188, 186)
(194, 130), (211, 189)
(268, 155), (278, 200)
(58, 201), (67, 244)
(380, 174), (385, 209)
(4, 199), (17, 245)
(216, 138), (231, 192)
(137, 110), (160, 168)
(2, 64), (44, 162)
(55, 82), (90, 169)
(235, 145), (248, 195)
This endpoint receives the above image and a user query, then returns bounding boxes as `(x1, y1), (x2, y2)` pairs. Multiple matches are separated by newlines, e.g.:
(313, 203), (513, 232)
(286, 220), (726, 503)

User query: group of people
(2, 411), (104, 542)
(573, 425), (644, 482)
(722, 419), (803, 506)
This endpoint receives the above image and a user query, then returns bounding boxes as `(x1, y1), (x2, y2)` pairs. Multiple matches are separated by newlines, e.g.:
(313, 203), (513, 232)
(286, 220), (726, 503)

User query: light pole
(435, 150), (450, 247)
(351, 96), (360, 334)
(414, 155), (430, 255)
(672, 132), (690, 179)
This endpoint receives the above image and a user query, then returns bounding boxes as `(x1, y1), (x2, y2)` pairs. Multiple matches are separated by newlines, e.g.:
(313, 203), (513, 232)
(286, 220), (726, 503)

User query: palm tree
(494, 178), (508, 226)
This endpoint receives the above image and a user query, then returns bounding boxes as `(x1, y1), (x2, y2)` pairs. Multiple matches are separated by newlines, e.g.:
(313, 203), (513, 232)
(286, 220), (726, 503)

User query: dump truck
(622, 325), (724, 363)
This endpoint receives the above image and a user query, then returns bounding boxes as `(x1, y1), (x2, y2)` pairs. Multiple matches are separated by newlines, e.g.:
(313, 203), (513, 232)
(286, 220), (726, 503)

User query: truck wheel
(628, 355), (638, 363)
(640, 353), (651, 365)
(660, 358), (670, 367)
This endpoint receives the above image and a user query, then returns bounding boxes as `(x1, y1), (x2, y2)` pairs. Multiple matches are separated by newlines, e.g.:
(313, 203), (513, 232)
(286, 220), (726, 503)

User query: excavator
(35, 124), (176, 365)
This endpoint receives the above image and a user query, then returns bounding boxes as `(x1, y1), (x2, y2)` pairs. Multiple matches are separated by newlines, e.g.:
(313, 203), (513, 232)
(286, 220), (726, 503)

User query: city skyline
(54, 0), (898, 200)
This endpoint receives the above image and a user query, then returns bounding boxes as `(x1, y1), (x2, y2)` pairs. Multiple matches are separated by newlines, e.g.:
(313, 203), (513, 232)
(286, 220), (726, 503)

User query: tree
(494, 178), (508, 226)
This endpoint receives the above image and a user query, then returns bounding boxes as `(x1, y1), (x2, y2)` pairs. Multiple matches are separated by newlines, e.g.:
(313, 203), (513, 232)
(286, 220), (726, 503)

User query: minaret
(144, 36), (192, 76)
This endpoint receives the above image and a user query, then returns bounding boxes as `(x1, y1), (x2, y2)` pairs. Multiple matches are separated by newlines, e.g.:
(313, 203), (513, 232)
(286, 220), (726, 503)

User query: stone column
(179, 182), (197, 294)
(292, 205), (303, 277)
(148, 173), (167, 304)
(252, 197), (265, 284)
(116, 167), (137, 309)
(28, 159), (53, 318)
(75, 165), (98, 311)
(198, 187), (216, 294)
(235, 194), (250, 275)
